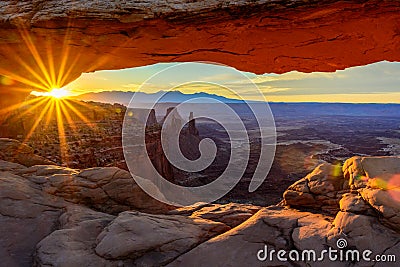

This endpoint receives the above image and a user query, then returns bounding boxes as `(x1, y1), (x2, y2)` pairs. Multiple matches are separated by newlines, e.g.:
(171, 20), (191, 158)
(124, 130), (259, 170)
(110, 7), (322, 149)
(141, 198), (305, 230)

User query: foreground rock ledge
(0, 155), (399, 266)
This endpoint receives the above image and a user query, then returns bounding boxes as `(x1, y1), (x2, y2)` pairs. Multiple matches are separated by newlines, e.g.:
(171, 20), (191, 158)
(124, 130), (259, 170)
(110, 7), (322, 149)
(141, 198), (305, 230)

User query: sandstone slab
(284, 163), (345, 214)
(95, 211), (230, 266)
(0, 138), (55, 167)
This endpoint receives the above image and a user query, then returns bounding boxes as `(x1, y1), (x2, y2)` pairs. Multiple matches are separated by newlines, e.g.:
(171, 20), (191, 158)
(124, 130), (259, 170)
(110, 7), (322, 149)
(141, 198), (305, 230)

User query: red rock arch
(0, 0), (399, 123)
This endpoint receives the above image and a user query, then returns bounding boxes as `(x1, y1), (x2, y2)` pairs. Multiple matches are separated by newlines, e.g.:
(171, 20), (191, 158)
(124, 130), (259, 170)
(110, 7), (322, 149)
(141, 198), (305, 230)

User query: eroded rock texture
(172, 157), (400, 266)
(0, 138), (55, 166)
(283, 162), (346, 214)
(1, 153), (400, 266)
(0, 0), (400, 124)
(0, 158), (260, 266)
(18, 164), (175, 215)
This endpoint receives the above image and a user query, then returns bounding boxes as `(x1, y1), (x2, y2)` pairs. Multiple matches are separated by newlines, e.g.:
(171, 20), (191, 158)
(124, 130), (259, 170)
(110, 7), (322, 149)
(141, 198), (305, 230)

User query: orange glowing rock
(0, 0), (400, 125)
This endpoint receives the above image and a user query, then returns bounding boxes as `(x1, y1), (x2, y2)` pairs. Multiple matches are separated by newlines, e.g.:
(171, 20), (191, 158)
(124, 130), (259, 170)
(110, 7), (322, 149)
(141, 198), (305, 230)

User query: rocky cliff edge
(0, 140), (399, 266)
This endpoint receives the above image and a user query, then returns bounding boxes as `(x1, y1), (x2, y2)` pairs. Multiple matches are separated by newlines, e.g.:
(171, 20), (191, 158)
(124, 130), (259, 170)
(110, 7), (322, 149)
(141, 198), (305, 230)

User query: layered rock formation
(171, 157), (400, 266)
(343, 156), (400, 232)
(145, 128), (175, 182)
(144, 107), (202, 182)
(0, 138), (55, 166)
(1, 0), (400, 124)
(283, 157), (400, 231)
(0, 100), (204, 184)
(1, 153), (399, 266)
(0, 159), (259, 266)
(18, 164), (174, 214)
(188, 112), (199, 136)
(1, 0), (400, 78)
(1, 100), (180, 181)
(283, 163), (346, 214)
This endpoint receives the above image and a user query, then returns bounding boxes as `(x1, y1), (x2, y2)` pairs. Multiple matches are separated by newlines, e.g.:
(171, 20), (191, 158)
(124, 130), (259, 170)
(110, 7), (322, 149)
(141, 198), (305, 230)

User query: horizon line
(31, 90), (400, 105)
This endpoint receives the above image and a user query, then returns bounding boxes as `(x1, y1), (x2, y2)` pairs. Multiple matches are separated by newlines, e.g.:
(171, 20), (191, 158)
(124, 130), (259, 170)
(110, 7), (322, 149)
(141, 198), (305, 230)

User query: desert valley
(2, 93), (399, 208)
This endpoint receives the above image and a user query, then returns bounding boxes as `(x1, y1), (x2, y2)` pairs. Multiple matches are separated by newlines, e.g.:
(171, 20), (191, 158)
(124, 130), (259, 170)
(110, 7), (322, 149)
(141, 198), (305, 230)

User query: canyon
(0, 98), (399, 266)
(5, 97), (399, 207)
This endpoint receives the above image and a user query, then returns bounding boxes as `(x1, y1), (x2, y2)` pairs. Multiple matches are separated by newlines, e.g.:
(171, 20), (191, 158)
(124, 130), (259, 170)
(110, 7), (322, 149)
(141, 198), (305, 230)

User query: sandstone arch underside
(0, 0), (399, 120)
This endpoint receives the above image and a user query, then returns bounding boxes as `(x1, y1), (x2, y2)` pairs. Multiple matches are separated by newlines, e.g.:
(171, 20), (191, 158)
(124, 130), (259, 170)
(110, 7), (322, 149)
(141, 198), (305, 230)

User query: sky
(56, 61), (400, 103)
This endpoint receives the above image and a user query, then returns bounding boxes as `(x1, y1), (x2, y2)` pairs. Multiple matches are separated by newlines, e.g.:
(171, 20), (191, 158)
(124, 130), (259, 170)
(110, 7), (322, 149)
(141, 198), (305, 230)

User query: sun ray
(13, 97), (50, 120)
(0, 42), (52, 90)
(45, 37), (57, 87)
(43, 99), (56, 129)
(0, 18), (90, 108)
(0, 21), (99, 167)
(56, 18), (80, 88)
(55, 100), (70, 164)
(59, 100), (79, 136)
(0, 96), (44, 116)
(62, 100), (97, 129)
(0, 67), (49, 91)
(22, 99), (54, 143)
(14, 55), (53, 89)
(58, 53), (82, 87)
(17, 27), (53, 88)
(56, 44), (71, 88)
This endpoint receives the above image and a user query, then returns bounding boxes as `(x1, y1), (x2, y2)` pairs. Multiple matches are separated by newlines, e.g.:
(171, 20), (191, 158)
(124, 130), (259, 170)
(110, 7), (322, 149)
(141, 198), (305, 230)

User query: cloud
(121, 83), (142, 89)
(66, 61), (400, 103)
(201, 73), (244, 82)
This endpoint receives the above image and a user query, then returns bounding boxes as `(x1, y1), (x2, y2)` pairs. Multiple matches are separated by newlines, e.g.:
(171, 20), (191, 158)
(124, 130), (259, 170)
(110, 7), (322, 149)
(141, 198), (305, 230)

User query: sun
(30, 88), (71, 99)
(48, 88), (70, 99)
(0, 25), (95, 166)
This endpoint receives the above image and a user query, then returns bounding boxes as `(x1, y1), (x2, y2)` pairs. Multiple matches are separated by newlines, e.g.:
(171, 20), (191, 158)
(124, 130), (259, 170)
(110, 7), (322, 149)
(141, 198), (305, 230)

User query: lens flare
(388, 174), (400, 202)
(0, 21), (98, 166)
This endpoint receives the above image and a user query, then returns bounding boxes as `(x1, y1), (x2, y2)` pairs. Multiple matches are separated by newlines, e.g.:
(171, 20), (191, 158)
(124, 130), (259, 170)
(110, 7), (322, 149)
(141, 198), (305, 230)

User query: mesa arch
(0, 0), (400, 125)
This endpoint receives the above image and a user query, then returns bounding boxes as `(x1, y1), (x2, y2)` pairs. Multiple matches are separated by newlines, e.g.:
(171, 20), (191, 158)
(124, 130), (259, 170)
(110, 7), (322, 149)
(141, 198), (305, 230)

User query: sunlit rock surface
(18, 164), (175, 215)
(0, 138), (55, 166)
(283, 163), (346, 214)
(1, 155), (400, 266)
(343, 156), (400, 232)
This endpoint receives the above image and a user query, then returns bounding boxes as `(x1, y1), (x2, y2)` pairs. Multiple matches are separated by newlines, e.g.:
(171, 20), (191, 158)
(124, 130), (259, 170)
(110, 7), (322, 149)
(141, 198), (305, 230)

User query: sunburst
(14, 95), (97, 166)
(0, 21), (99, 166)
(31, 88), (71, 99)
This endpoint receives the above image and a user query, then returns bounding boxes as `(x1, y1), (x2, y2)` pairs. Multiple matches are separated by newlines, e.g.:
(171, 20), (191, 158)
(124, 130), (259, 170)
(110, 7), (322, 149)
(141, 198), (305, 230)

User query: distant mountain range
(72, 90), (400, 117)
(72, 91), (247, 105)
